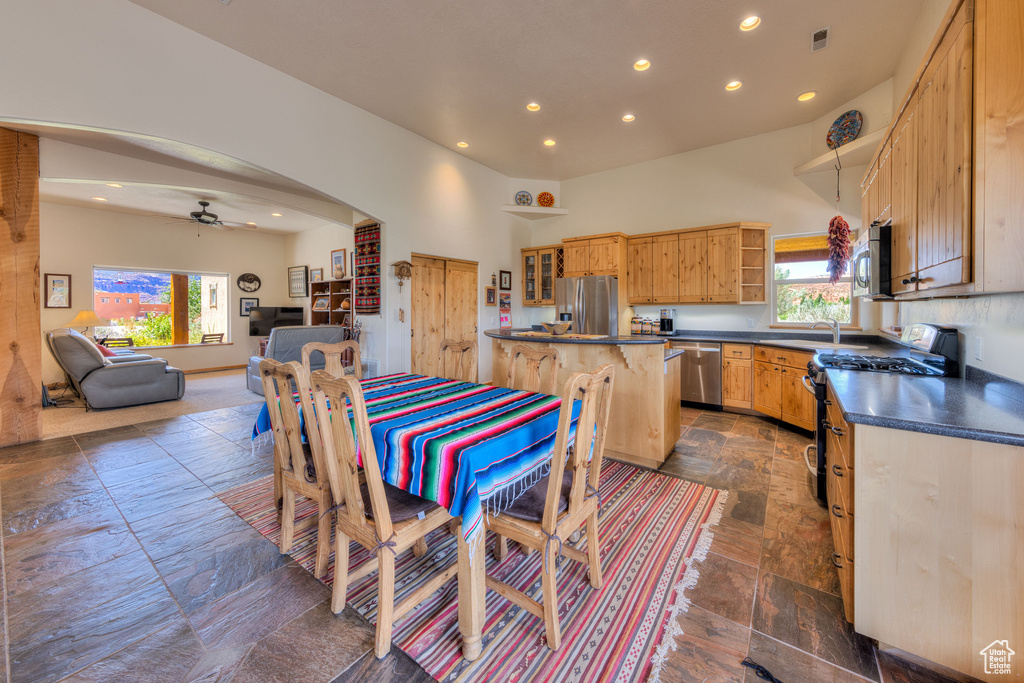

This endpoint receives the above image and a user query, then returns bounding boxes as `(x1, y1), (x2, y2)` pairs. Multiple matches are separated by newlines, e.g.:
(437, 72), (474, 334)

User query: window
(772, 233), (855, 326)
(93, 268), (229, 346)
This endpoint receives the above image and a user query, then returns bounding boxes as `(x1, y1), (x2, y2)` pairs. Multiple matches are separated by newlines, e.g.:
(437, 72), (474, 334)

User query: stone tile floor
(0, 404), (971, 682)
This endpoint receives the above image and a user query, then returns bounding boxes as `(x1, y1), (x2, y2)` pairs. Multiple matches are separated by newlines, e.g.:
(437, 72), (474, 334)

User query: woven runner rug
(353, 221), (381, 314)
(218, 461), (726, 682)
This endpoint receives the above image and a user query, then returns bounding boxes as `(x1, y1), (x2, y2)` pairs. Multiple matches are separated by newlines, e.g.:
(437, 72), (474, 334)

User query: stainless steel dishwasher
(671, 341), (722, 405)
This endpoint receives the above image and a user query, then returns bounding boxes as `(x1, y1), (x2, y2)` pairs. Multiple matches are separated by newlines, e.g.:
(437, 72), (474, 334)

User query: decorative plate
(515, 191), (533, 206)
(826, 110), (863, 150)
(537, 191), (555, 207)
(237, 273), (262, 293)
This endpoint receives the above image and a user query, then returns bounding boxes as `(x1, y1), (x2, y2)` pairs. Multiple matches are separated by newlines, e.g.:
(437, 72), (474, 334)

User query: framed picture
(499, 270), (512, 291)
(485, 286), (497, 306)
(310, 268), (324, 283)
(312, 297), (331, 311)
(288, 265), (309, 297)
(499, 311), (512, 327)
(331, 249), (347, 280)
(499, 292), (511, 310)
(239, 297), (259, 316)
(43, 273), (72, 308)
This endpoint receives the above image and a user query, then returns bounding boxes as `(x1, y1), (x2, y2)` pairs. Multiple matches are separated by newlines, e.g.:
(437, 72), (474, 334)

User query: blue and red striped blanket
(252, 373), (579, 549)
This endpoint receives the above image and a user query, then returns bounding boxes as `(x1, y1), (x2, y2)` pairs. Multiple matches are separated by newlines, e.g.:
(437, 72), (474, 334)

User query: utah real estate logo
(980, 640), (1015, 676)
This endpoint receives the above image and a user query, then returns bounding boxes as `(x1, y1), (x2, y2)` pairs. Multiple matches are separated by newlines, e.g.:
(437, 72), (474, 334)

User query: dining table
(251, 372), (579, 660)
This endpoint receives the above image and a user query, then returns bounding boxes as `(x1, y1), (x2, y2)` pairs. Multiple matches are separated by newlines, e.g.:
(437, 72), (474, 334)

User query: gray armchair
(246, 325), (348, 395)
(45, 329), (185, 409)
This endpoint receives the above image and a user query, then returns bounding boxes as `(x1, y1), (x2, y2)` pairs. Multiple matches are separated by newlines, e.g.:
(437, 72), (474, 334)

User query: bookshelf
(310, 279), (355, 331)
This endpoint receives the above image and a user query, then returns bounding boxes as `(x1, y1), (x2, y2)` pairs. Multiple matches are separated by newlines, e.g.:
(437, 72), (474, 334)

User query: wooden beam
(0, 128), (42, 447)
(170, 273), (189, 346)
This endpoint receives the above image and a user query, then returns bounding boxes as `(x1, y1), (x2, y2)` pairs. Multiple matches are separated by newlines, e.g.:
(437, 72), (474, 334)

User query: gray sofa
(246, 325), (347, 395)
(45, 329), (185, 409)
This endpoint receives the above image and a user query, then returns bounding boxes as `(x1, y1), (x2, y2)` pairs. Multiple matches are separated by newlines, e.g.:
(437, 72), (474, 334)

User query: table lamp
(66, 310), (110, 339)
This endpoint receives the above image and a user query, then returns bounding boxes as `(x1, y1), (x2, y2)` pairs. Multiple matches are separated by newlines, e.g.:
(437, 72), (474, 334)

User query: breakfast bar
(486, 329), (682, 468)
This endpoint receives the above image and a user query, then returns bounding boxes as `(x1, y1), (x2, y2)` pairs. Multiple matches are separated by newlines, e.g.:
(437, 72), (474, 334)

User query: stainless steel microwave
(852, 220), (893, 300)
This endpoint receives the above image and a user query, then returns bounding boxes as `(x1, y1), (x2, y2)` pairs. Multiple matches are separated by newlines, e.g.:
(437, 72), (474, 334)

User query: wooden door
(890, 103), (919, 294)
(678, 231), (708, 302)
(589, 237), (619, 275)
(753, 362), (781, 418)
(444, 260), (478, 357)
(722, 358), (752, 408)
(652, 234), (679, 303)
(916, 9), (973, 291)
(563, 242), (589, 276)
(780, 368), (815, 430)
(411, 255), (447, 377)
(707, 228), (739, 302)
(626, 237), (653, 304)
(522, 249), (538, 305)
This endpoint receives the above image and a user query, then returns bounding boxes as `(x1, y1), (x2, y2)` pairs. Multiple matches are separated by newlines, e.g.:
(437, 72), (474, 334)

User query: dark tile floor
(0, 404), (969, 682)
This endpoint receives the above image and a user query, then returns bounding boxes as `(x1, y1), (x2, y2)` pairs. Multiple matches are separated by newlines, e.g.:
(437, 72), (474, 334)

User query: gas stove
(813, 354), (946, 376)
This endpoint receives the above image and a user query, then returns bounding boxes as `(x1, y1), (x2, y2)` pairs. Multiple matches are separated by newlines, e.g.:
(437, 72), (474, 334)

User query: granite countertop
(826, 366), (1024, 448)
(484, 329), (667, 345)
(638, 329), (900, 351)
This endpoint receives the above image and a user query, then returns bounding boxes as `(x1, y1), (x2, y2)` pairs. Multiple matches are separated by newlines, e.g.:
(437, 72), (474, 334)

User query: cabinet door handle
(901, 276), (920, 285)
(824, 399), (832, 406)
(832, 464), (844, 476)
(830, 425), (845, 437)
(831, 504), (844, 518)
(823, 420), (832, 430)
(832, 552), (843, 568)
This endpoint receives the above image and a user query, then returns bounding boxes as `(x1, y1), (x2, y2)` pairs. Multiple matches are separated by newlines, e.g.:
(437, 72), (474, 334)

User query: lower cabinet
(751, 346), (814, 430)
(753, 361), (782, 418)
(722, 344), (753, 408)
(825, 385), (855, 624)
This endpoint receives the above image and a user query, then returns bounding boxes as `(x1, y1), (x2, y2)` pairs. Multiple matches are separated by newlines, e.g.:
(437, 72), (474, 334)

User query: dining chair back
(301, 340), (362, 379)
(506, 344), (559, 395)
(484, 363), (615, 651)
(258, 358), (333, 579)
(311, 370), (456, 658)
(439, 339), (478, 382)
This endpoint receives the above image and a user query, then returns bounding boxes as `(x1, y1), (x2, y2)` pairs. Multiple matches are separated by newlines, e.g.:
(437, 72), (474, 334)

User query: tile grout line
(752, 630), (879, 683)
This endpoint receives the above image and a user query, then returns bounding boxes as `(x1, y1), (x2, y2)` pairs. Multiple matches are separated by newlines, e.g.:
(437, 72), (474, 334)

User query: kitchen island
(485, 329), (681, 468)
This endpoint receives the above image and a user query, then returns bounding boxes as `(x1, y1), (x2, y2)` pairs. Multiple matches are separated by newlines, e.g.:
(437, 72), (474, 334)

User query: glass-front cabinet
(520, 245), (563, 306)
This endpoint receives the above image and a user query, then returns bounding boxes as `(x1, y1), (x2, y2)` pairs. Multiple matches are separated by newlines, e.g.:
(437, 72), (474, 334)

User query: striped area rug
(219, 461), (726, 682)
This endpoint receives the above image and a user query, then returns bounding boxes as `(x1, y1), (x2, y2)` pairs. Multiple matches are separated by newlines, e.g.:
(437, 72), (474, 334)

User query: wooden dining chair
(302, 340), (362, 379)
(506, 344), (560, 395)
(484, 364), (615, 651)
(258, 358), (334, 579)
(438, 339), (478, 382)
(311, 370), (457, 658)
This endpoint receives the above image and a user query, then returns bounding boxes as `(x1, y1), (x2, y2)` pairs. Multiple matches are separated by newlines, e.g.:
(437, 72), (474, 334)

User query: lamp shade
(66, 310), (110, 328)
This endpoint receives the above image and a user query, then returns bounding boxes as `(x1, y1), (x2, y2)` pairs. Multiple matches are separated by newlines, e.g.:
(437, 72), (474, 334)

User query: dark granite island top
(485, 329), (667, 345)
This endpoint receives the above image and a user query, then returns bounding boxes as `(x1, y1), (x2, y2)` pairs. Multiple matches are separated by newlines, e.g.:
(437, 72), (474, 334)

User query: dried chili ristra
(827, 215), (851, 284)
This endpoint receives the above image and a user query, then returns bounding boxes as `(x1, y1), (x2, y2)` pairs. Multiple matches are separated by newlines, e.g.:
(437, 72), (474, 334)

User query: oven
(803, 364), (828, 504)
(852, 220), (893, 300)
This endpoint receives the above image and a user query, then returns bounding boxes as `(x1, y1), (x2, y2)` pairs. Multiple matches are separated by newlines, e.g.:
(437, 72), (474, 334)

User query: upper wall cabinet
(521, 245), (563, 306)
(562, 234), (625, 277)
(862, 0), (1024, 298)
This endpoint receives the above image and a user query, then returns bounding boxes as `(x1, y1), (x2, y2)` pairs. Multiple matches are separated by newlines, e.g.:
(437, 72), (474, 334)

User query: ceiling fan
(161, 200), (258, 231)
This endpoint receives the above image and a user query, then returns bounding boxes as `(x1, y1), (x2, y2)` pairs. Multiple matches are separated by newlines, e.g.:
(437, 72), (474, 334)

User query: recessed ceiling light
(739, 16), (761, 31)
(797, 90), (817, 101)
(92, 197), (107, 201)
(622, 114), (636, 122)
(106, 183), (122, 188)
(543, 139), (556, 146)
(457, 141), (469, 148)
(725, 80), (743, 91)
(246, 222), (257, 226)
(633, 59), (651, 71)
(271, 212), (282, 217)
(526, 103), (541, 112)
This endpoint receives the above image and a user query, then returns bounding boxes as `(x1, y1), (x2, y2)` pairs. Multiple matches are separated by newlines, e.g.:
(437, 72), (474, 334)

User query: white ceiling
(128, 0), (924, 180)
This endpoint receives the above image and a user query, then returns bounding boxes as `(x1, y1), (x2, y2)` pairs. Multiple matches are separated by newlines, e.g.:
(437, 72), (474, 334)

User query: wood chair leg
(494, 534), (508, 561)
(587, 511), (602, 589)
(412, 537), (428, 557)
(374, 550), (396, 658)
(522, 543), (535, 557)
(331, 525), (350, 614)
(280, 487), (296, 553)
(273, 467), (283, 523)
(541, 542), (561, 651)
(314, 504), (332, 578)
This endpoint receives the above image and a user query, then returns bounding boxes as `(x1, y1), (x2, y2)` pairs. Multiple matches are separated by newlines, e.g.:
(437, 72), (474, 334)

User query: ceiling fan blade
(216, 221), (258, 231)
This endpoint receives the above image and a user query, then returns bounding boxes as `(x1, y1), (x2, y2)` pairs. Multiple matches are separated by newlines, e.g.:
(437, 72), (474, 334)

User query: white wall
(892, 0), (954, 110)
(2, 0), (527, 382)
(40, 202), (289, 384)
(285, 223), (356, 324)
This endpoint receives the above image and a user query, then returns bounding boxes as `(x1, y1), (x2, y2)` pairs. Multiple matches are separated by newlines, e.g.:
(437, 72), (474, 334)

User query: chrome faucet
(810, 318), (841, 344)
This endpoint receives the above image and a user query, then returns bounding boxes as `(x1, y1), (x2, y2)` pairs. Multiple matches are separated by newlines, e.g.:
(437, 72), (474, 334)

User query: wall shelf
(793, 128), (887, 177)
(502, 205), (568, 220)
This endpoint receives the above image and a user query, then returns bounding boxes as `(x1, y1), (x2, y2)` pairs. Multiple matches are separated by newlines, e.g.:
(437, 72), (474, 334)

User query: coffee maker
(659, 308), (676, 335)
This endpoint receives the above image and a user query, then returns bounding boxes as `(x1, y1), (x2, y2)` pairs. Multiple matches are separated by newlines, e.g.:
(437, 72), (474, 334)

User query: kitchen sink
(756, 339), (870, 351)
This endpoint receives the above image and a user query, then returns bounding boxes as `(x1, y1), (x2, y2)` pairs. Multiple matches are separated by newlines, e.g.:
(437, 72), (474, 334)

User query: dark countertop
(484, 329), (667, 345)
(826, 365), (1024, 448)
(638, 329), (900, 350)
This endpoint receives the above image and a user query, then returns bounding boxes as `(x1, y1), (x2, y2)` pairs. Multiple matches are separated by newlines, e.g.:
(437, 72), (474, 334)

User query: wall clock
(237, 273), (262, 293)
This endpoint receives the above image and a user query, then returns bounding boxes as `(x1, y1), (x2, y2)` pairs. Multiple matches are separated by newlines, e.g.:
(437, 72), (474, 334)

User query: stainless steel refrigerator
(554, 276), (618, 335)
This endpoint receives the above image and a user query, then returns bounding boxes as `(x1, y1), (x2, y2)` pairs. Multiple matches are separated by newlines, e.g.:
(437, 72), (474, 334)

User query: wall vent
(362, 358), (381, 379)
(811, 26), (831, 53)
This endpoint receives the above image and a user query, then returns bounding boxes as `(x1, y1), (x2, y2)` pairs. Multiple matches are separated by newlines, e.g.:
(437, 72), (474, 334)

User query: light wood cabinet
(588, 237), (620, 275)
(753, 361), (782, 418)
(707, 228), (739, 302)
(626, 237), (653, 304)
(753, 346), (814, 430)
(722, 344), (753, 409)
(678, 231), (708, 302)
(652, 235), (679, 302)
(562, 241), (590, 277)
(889, 103), (919, 295)
(520, 246), (562, 306)
(780, 369), (815, 430)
